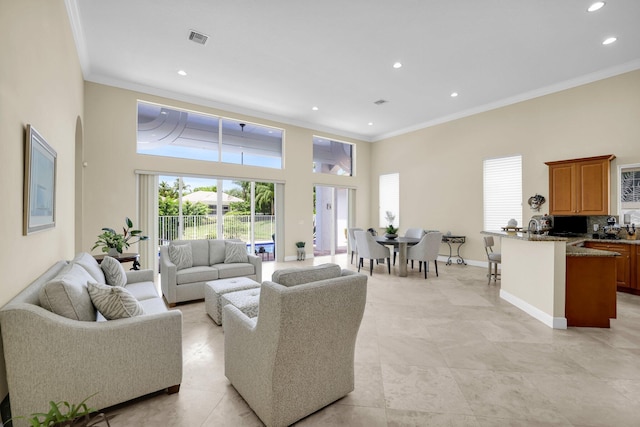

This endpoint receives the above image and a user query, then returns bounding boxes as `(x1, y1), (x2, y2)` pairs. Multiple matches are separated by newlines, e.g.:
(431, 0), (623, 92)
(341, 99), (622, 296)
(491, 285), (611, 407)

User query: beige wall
(82, 82), (371, 261)
(371, 70), (640, 264)
(0, 0), (83, 398)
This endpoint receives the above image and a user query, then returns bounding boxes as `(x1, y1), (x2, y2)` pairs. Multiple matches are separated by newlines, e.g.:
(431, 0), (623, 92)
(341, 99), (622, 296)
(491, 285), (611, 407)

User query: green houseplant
(92, 217), (148, 256)
(295, 241), (306, 261)
(384, 211), (398, 238)
(9, 393), (111, 427)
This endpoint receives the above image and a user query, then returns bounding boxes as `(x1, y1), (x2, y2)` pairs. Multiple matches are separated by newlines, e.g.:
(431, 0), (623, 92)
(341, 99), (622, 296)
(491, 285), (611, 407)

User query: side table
(441, 235), (467, 265)
(94, 253), (140, 270)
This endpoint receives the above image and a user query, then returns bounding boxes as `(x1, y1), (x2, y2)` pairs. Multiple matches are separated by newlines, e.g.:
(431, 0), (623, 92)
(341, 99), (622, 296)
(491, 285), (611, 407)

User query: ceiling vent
(373, 99), (388, 105)
(188, 30), (209, 45)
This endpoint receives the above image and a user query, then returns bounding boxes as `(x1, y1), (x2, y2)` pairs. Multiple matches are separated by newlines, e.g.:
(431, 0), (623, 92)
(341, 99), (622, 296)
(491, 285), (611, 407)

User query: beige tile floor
(104, 255), (640, 426)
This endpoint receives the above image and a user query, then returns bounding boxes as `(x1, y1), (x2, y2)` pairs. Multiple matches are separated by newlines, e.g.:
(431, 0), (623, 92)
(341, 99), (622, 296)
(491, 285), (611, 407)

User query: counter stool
(484, 236), (501, 284)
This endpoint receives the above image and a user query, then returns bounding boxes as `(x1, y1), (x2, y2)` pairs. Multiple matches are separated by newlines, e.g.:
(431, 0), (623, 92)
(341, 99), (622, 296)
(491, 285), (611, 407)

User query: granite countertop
(481, 231), (639, 257)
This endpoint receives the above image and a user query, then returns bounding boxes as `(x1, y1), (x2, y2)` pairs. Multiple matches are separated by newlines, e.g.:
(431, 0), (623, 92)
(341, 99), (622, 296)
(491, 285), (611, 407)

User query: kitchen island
(482, 231), (618, 328)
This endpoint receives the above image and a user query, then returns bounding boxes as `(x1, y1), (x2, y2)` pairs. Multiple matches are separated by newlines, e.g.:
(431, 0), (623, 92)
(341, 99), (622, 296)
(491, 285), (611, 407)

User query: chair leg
(434, 260), (438, 277)
(387, 257), (391, 274)
(370, 259), (374, 276)
(424, 261), (428, 279)
(487, 262), (492, 284)
(411, 260), (414, 269)
(418, 261), (422, 272)
(351, 250), (354, 264)
(358, 258), (362, 273)
(393, 251), (396, 265)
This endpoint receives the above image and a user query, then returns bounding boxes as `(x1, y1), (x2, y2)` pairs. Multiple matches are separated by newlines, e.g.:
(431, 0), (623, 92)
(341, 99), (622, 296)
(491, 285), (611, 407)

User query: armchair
(223, 269), (367, 427)
(407, 232), (443, 279)
(347, 227), (363, 264)
(354, 230), (391, 275)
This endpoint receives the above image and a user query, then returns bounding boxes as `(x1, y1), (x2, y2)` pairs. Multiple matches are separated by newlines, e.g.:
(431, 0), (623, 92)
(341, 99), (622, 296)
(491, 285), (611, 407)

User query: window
(379, 173), (399, 228)
(313, 136), (353, 176)
(137, 101), (283, 169)
(483, 155), (522, 231)
(619, 164), (640, 224)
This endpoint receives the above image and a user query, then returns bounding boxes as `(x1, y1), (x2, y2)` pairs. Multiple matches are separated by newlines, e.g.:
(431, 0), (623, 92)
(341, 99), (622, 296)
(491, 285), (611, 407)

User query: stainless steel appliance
(528, 215), (553, 234)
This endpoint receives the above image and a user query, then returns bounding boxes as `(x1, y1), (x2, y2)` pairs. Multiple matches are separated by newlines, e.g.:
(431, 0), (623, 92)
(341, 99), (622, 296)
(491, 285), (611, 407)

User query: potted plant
(295, 241), (306, 261)
(384, 211), (398, 239)
(9, 393), (111, 426)
(92, 217), (148, 257)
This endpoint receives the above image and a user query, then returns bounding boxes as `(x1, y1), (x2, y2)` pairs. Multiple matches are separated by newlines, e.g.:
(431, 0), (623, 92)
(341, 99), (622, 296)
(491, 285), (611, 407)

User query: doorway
(314, 186), (349, 257)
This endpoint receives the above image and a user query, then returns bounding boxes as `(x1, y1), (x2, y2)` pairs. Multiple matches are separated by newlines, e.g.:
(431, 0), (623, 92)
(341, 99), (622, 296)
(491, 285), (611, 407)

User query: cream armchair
(407, 232), (443, 279)
(223, 267), (367, 427)
(354, 230), (390, 275)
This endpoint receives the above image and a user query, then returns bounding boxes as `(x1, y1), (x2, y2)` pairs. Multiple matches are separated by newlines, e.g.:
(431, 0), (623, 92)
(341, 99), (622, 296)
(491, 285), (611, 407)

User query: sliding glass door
(314, 185), (349, 257)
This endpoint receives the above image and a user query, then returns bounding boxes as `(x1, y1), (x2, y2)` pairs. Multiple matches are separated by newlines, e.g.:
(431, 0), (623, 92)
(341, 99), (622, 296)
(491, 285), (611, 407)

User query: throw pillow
(39, 263), (97, 321)
(224, 241), (249, 263)
(168, 244), (193, 270)
(87, 282), (145, 320)
(100, 256), (127, 287)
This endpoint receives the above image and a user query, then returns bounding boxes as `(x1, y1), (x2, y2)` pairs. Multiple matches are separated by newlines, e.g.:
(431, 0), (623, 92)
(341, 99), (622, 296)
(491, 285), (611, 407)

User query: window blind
(379, 173), (399, 227)
(483, 156), (522, 231)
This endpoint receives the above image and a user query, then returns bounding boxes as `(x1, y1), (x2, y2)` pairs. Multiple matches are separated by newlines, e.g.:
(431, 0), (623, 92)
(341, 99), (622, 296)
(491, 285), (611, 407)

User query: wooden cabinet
(566, 255), (617, 327)
(545, 155), (615, 215)
(584, 242), (637, 292)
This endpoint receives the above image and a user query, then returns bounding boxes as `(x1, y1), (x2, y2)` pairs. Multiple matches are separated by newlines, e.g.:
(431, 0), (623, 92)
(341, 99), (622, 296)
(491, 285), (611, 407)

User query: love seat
(0, 252), (182, 426)
(160, 239), (262, 306)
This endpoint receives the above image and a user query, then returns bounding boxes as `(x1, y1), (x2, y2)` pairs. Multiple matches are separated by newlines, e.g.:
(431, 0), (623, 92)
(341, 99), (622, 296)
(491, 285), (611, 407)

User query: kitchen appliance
(603, 216), (621, 239)
(548, 215), (587, 237)
(528, 215), (553, 234)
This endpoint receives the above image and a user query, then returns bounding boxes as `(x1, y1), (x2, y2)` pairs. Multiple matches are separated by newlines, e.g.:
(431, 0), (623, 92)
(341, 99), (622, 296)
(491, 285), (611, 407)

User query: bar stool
(483, 236), (501, 284)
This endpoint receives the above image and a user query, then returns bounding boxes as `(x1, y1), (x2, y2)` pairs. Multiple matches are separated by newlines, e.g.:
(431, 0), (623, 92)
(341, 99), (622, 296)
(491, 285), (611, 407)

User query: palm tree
(255, 182), (274, 214)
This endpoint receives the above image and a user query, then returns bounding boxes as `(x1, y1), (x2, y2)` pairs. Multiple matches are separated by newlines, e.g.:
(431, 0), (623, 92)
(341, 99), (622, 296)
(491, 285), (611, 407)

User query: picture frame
(24, 124), (57, 235)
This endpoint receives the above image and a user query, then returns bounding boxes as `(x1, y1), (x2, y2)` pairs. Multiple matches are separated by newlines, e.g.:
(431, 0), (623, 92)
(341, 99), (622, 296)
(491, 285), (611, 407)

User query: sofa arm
(0, 304), (183, 423)
(125, 268), (154, 284)
(247, 254), (262, 283)
(160, 246), (177, 304)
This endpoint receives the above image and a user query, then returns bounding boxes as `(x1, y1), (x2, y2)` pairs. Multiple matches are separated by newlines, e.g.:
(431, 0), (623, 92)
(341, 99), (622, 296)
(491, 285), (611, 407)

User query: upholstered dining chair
(393, 227), (426, 265)
(407, 232), (443, 279)
(347, 227), (363, 264)
(354, 230), (391, 276)
(484, 236), (501, 284)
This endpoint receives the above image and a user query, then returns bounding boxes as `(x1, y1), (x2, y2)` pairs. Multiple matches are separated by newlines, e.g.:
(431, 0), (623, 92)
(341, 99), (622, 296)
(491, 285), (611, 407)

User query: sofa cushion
(175, 266), (219, 285)
(169, 244), (193, 270)
(88, 282), (145, 320)
(39, 263), (97, 321)
(100, 256), (127, 287)
(124, 281), (160, 301)
(138, 297), (169, 315)
(225, 241), (249, 263)
(215, 263), (255, 279)
(71, 252), (106, 284)
(189, 239), (210, 267)
(209, 240), (226, 265)
(271, 263), (342, 287)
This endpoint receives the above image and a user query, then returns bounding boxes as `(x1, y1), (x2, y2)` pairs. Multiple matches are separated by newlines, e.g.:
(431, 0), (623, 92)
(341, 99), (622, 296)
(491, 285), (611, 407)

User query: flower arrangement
(384, 211), (398, 235)
(295, 241), (306, 248)
(92, 217), (148, 254)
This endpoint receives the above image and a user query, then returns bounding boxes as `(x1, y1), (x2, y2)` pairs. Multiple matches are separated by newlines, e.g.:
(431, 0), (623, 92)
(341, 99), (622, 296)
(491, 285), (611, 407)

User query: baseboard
(500, 289), (567, 329)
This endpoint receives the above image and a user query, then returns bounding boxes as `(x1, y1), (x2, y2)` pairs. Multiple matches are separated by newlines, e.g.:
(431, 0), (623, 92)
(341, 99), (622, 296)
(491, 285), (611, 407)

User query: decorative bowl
(384, 233), (398, 239)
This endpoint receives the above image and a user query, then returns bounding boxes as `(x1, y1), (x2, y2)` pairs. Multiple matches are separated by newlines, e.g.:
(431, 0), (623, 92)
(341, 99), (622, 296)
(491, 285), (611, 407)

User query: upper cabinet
(545, 155), (615, 215)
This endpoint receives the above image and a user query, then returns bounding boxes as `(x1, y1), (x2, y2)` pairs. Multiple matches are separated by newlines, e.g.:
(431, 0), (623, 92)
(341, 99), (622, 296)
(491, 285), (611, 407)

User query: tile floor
(103, 255), (640, 426)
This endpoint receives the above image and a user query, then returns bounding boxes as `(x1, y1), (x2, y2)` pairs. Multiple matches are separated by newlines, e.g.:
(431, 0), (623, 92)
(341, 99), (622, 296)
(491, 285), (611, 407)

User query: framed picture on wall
(23, 124), (57, 234)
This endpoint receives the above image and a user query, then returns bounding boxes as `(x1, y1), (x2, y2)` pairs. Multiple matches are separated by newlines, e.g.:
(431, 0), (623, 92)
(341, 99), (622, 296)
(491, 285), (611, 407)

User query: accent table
(93, 253), (140, 270)
(441, 235), (467, 265)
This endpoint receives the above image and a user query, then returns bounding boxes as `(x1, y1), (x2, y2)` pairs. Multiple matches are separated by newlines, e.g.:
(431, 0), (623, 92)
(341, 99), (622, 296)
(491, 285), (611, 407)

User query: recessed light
(602, 37), (617, 45)
(587, 1), (605, 12)
(368, 122), (374, 126)
(312, 106), (319, 111)
(177, 70), (187, 76)
(451, 92), (459, 98)
(393, 62), (402, 69)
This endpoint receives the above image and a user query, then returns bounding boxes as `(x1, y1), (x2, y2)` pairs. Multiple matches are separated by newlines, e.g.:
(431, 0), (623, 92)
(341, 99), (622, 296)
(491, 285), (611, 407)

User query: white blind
(483, 156), (522, 231)
(379, 173), (399, 227)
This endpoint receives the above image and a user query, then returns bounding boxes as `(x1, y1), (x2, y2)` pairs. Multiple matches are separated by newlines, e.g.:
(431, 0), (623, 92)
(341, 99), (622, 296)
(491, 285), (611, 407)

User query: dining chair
(484, 236), (501, 284)
(407, 232), (443, 279)
(354, 231), (391, 276)
(347, 227), (363, 264)
(393, 227), (425, 265)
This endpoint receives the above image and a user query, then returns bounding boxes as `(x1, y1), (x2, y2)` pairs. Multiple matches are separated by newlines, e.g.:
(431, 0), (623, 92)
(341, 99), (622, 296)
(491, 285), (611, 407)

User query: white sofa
(160, 239), (262, 306)
(0, 253), (182, 426)
(223, 264), (367, 427)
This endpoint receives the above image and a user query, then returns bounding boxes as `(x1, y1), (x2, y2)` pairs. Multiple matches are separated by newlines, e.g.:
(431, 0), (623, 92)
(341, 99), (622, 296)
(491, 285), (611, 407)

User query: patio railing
(159, 215), (275, 244)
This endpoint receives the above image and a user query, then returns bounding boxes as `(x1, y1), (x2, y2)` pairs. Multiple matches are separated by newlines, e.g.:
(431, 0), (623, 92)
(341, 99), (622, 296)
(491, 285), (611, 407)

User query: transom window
(137, 101), (283, 169)
(312, 136), (353, 176)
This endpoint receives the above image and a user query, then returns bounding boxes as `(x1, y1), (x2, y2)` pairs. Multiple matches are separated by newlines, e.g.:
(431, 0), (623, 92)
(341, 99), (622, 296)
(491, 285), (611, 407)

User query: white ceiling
(66, 0), (640, 142)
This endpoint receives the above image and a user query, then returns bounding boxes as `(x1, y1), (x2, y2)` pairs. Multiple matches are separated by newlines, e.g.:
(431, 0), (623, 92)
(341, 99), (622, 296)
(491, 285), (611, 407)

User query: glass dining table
(374, 236), (421, 277)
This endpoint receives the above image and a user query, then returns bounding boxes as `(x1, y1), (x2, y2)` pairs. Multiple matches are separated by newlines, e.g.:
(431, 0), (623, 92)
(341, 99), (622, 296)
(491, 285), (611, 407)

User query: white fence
(159, 215), (275, 243)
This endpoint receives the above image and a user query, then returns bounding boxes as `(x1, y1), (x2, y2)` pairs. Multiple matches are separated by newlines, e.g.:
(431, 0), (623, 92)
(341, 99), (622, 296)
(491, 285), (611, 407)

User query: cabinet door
(548, 164), (575, 215)
(576, 159), (610, 215)
(637, 249), (640, 290)
(585, 242), (631, 289)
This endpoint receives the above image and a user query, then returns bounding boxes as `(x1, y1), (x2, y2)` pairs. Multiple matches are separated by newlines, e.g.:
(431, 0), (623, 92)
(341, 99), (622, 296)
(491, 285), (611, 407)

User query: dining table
(374, 236), (421, 277)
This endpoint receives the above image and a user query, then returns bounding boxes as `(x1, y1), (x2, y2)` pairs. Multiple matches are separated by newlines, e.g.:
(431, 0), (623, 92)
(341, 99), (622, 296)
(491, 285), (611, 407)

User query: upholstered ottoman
(221, 288), (261, 328)
(205, 277), (260, 325)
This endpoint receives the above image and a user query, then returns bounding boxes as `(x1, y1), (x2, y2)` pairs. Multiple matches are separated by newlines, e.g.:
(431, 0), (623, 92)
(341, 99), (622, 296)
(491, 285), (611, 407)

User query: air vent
(373, 99), (388, 105)
(188, 30), (209, 45)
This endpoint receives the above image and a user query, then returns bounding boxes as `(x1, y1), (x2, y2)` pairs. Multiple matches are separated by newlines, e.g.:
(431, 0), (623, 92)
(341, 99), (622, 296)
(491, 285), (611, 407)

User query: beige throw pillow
(224, 241), (249, 263)
(88, 282), (145, 320)
(168, 244), (193, 270)
(100, 256), (127, 287)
